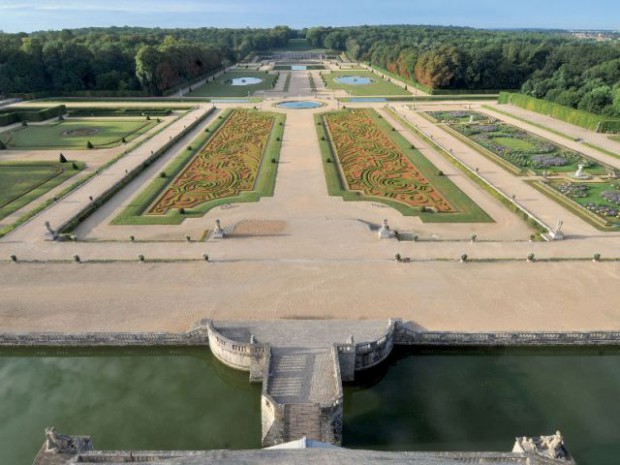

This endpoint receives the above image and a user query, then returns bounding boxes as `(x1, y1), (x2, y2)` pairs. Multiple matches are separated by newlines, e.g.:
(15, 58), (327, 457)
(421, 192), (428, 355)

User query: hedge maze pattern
(324, 109), (455, 212)
(149, 110), (274, 215)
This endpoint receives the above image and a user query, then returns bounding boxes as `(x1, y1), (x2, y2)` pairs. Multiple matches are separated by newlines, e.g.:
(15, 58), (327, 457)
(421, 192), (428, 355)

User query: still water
(0, 347), (261, 465)
(344, 346), (620, 465)
(3, 346), (620, 465)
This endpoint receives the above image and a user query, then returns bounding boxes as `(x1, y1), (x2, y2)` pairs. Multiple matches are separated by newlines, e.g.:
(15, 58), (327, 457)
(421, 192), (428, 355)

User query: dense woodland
(306, 25), (620, 116)
(0, 24), (618, 116)
(0, 26), (294, 95)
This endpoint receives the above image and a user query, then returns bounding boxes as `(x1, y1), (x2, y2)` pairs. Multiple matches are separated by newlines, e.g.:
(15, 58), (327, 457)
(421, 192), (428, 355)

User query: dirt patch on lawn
(63, 128), (100, 137)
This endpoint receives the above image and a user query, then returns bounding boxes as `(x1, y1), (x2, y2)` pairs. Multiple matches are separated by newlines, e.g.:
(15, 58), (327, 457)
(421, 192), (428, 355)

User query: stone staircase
(284, 403), (322, 441)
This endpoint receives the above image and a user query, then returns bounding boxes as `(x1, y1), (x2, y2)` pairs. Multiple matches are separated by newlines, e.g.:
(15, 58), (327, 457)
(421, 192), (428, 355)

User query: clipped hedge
(0, 105), (66, 126)
(56, 106), (216, 234)
(67, 107), (173, 117)
(498, 92), (620, 134)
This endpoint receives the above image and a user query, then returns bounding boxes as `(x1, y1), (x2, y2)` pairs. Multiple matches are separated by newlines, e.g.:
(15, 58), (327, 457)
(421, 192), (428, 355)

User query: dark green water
(343, 346), (620, 465)
(3, 346), (620, 465)
(0, 347), (261, 465)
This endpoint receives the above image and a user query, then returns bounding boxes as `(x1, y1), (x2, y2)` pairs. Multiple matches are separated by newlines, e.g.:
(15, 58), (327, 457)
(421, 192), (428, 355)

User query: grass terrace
(429, 111), (608, 176)
(113, 109), (285, 225)
(0, 118), (158, 149)
(317, 108), (491, 223)
(0, 160), (84, 220)
(323, 71), (410, 96)
(185, 71), (277, 97)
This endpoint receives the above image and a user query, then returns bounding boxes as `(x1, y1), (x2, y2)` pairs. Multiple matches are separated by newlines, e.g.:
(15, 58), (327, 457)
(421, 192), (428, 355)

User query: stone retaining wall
(204, 320), (268, 373)
(0, 332), (206, 347)
(394, 325), (620, 346)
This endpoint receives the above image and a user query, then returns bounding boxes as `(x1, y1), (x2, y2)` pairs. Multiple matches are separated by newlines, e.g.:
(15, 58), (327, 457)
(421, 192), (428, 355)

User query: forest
(0, 26), (294, 96)
(0, 24), (618, 116)
(307, 25), (620, 116)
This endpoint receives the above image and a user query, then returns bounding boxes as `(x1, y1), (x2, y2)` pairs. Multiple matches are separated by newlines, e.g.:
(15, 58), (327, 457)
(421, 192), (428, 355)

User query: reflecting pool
(335, 76), (373, 85)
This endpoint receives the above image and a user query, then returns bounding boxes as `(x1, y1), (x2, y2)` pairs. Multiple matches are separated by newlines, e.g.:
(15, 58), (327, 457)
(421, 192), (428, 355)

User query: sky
(0, 0), (618, 33)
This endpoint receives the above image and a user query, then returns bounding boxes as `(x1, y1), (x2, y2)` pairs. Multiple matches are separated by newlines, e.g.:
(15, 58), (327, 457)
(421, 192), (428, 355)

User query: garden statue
(572, 163), (591, 180)
(513, 431), (568, 460)
(549, 219), (564, 240)
(213, 219), (225, 239)
(45, 427), (92, 454)
(378, 219), (394, 239)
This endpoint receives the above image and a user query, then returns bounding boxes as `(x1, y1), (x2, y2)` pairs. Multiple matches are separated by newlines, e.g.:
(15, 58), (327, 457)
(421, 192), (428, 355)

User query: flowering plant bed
(432, 111), (607, 175)
(114, 109), (284, 225)
(319, 109), (491, 222)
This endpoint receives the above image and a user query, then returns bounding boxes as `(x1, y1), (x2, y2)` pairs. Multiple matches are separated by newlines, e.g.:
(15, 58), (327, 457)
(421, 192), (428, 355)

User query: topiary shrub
(59, 153), (67, 163)
(121, 137), (126, 143)
(527, 253), (535, 262)
(460, 254), (468, 263)
(395, 253), (402, 262)
(179, 207), (185, 214)
(160, 172), (167, 178)
(437, 170), (444, 176)
(187, 146), (192, 151)
(593, 253), (601, 262)
(86, 141), (94, 149)
(326, 158), (332, 163)
(72, 162), (79, 170)
(0, 140), (6, 150)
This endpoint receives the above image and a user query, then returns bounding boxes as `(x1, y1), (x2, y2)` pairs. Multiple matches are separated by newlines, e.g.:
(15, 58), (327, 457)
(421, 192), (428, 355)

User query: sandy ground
(1, 260), (619, 333)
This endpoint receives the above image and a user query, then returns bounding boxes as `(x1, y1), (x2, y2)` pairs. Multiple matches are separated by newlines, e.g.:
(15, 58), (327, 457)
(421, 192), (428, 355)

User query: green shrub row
(0, 105), (66, 126)
(498, 92), (620, 133)
(66, 107), (173, 117)
(56, 107), (217, 234)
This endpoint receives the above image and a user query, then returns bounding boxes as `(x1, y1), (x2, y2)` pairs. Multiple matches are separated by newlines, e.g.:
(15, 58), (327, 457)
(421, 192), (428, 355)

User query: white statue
(45, 427), (92, 454)
(212, 219), (225, 239)
(378, 219), (394, 239)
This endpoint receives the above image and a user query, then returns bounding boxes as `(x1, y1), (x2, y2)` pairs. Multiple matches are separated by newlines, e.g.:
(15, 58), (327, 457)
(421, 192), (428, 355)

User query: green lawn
(0, 161), (84, 220)
(316, 109), (491, 223)
(0, 118), (158, 149)
(113, 109), (286, 225)
(186, 71), (277, 97)
(323, 71), (410, 96)
(493, 137), (537, 151)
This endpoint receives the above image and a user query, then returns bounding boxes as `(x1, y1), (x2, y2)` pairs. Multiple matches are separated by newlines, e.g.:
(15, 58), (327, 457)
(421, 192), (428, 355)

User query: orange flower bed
(324, 109), (454, 212)
(149, 110), (274, 215)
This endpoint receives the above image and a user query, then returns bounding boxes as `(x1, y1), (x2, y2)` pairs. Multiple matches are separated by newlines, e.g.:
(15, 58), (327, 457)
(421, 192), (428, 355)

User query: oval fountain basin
(277, 101), (323, 109)
(230, 77), (263, 86)
(335, 75), (373, 85)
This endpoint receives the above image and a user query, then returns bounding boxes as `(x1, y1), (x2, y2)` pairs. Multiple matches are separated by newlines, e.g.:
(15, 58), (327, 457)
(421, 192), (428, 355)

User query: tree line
(306, 25), (620, 116)
(0, 26), (295, 96)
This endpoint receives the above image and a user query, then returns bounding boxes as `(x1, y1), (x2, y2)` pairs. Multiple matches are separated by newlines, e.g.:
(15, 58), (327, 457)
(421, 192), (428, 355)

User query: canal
(2, 346), (620, 465)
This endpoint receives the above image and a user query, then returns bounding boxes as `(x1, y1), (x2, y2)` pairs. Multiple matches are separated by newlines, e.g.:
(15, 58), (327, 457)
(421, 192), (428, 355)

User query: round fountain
(230, 77), (262, 86)
(277, 101), (323, 109)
